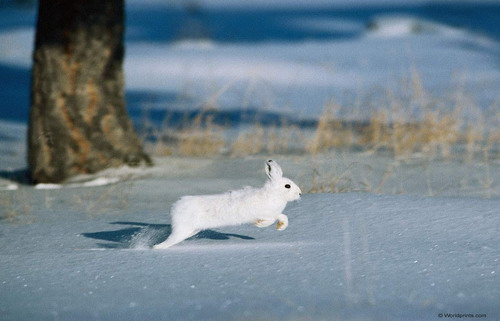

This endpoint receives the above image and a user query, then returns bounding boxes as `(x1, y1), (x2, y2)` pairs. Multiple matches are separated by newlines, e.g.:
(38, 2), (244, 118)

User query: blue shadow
(82, 221), (255, 249)
(126, 2), (500, 44)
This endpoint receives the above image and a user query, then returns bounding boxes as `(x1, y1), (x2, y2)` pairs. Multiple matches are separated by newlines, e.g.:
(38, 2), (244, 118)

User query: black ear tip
(268, 159), (273, 162)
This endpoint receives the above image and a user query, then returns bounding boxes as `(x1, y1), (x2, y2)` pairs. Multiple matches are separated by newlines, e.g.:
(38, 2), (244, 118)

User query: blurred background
(0, 0), (499, 192)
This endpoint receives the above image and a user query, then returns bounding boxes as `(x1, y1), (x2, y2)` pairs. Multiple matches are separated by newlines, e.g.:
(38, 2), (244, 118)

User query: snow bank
(128, 0), (431, 10)
(366, 15), (463, 38)
(0, 183), (18, 190)
(0, 27), (33, 68)
(34, 177), (122, 190)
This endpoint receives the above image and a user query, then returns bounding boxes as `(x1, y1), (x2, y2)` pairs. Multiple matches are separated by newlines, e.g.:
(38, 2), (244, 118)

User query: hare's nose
(299, 193), (302, 196)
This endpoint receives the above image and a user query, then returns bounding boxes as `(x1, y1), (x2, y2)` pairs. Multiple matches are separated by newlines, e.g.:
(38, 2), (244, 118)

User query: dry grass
(306, 101), (354, 154)
(230, 125), (266, 157)
(177, 114), (225, 156)
(143, 112), (225, 157)
(307, 162), (370, 194)
(0, 189), (34, 222)
(359, 108), (462, 159)
(230, 123), (306, 157)
(70, 180), (134, 216)
(465, 126), (483, 163)
(358, 110), (390, 151)
(143, 97), (495, 162)
(356, 71), (464, 160)
(136, 71), (500, 197)
(141, 70), (498, 180)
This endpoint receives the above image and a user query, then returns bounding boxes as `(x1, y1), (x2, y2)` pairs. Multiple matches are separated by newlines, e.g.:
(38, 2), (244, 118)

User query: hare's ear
(265, 160), (283, 180)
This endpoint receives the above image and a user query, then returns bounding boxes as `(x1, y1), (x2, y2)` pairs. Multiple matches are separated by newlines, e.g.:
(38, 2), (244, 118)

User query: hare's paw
(153, 242), (170, 249)
(255, 219), (275, 228)
(276, 214), (288, 231)
(276, 220), (288, 231)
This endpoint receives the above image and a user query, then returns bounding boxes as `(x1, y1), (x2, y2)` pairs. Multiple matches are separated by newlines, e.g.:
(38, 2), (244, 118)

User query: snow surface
(0, 155), (499, 320)
(1, 1), (500, 320)
(1, 190), (499, 321)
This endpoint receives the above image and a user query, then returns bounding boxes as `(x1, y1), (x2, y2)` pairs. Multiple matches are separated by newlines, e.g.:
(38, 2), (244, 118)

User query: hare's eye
(285, 184), (291, 189)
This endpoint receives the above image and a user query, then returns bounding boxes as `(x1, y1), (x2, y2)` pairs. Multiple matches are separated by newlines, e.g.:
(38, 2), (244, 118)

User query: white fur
(153, 160), (301, 249)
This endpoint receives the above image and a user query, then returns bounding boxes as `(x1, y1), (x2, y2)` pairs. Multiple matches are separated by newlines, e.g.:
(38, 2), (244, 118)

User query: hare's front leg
(255, 219), (275, 228)
(276, 214), (288, 231)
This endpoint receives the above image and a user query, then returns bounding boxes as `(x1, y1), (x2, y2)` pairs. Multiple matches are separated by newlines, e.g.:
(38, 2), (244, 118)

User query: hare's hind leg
(153, 227), (199, 249)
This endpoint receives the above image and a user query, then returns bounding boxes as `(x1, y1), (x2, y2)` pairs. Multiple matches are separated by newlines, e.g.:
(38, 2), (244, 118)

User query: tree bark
(29, 0), (151, 184)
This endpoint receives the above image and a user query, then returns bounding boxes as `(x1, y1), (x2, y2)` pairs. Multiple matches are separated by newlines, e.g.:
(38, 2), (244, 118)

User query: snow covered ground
(1, 154), (499, 320)
(1, 0), (499, 320)
(1, 185), (499, 320)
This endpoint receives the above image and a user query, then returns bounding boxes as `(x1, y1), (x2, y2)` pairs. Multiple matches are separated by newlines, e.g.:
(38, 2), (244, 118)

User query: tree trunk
(28, 0), (151, 184)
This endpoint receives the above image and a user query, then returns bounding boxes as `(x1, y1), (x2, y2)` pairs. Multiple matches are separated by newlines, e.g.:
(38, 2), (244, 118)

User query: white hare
(153, 160), (302, 249)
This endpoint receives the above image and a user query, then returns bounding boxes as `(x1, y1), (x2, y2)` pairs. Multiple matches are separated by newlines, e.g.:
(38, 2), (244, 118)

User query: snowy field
(1, 0), (500, 320)
(1, 186), (499, 321)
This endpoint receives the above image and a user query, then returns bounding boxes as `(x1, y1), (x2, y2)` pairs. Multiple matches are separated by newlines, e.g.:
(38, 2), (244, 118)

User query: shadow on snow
(82, 221), (255, 249)
(126, 2), (500, 44)
(0, 169), (31, 184)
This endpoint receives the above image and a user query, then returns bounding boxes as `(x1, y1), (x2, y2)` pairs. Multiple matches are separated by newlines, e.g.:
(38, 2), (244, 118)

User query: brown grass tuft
(141, 69), (498, 164)
(307, 101), (353, 154)
(177, 114), (225, 156)
(230, 125), (265, 157)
